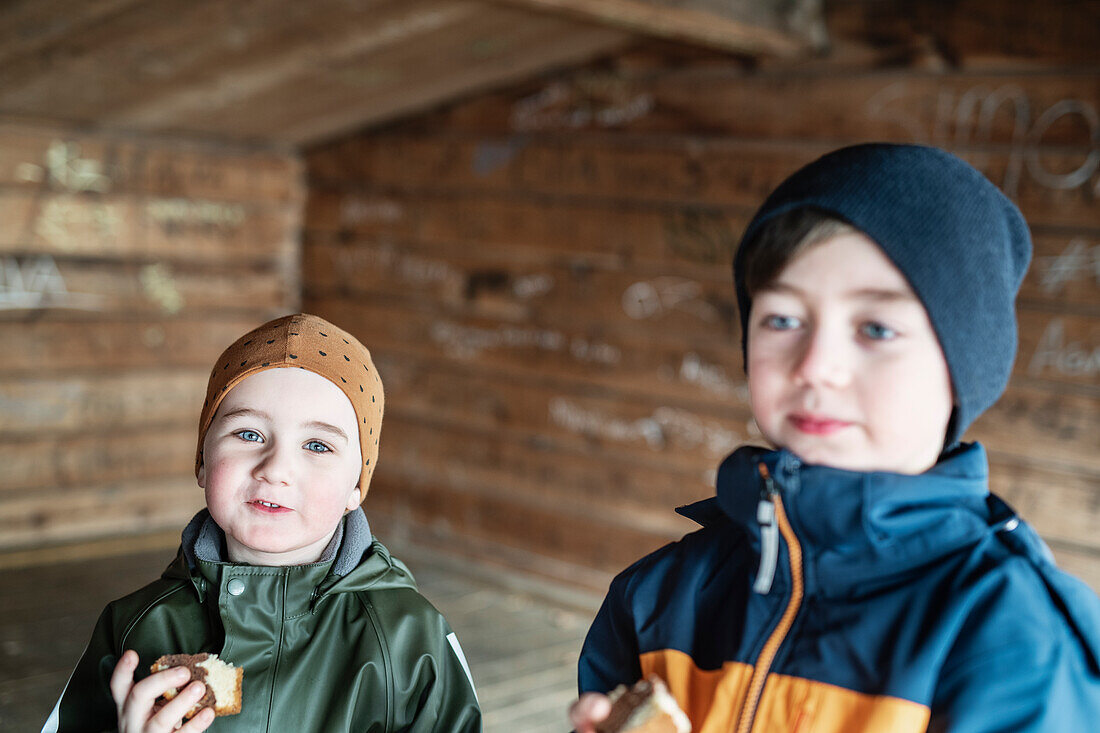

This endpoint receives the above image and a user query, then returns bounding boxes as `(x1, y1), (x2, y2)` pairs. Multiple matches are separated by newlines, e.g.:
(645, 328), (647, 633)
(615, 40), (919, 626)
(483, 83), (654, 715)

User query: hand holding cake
(110, 650), (215, 732)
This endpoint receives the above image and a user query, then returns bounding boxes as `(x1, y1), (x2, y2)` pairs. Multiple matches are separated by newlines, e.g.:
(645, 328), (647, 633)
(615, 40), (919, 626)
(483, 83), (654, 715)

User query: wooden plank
(366, 348), (750, 474)
(989, 458), (1100, 554)
(408, 69), (1100, 150)
(0, 123), (302, 202)
(0, 256), (288, 317)
(0, 316), (267, 372)
(0, 476), (204, 551)
(307, 136), (1100, 229)
(824, 0), (1100, 70)
(487, 0), (820, 56)
(970, 382), (1100, 473)
(304, 239), (740, 334)
(0, 424), (194, 494)
(0, 370), (205, 434)
(0, 191), (298, 265)
(1022, 232), (1100, 314)
(229, 6), (630, 145)
(307, 196), (1097, 314)
(309, 294), (750, 437)
(368, 471), (680, 575)
(304, 191), (749, 270)
(380, 415), (713, 516)
(1017, 311), (1100, 389)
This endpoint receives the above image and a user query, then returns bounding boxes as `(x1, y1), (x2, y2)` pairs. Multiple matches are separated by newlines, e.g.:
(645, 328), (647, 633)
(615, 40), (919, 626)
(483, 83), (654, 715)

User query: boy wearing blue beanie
(571, 144), (1100, 732)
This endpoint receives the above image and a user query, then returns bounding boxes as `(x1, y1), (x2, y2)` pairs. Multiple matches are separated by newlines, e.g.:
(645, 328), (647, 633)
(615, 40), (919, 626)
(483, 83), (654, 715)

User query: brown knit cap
(196, 313), (384, 499)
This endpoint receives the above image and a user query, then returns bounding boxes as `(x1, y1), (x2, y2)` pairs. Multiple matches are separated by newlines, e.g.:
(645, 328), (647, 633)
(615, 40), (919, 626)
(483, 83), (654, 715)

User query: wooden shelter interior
(1, 1), (1097, 730)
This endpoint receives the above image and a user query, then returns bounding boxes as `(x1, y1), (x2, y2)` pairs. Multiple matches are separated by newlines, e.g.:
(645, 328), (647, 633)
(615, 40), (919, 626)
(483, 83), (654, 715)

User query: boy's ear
(197, 461), (206, 489)
(345, 485), (362, 512)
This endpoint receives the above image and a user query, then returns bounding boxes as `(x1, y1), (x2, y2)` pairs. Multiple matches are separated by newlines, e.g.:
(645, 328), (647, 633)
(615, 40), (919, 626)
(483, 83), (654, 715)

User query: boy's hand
(569, 692), (611, 733)
(110, 650), (215, 732)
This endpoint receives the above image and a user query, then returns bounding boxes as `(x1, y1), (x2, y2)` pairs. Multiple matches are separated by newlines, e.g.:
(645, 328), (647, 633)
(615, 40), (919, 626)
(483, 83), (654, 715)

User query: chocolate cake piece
(150, 653), (242, 718)
(596, 675), (691, 733)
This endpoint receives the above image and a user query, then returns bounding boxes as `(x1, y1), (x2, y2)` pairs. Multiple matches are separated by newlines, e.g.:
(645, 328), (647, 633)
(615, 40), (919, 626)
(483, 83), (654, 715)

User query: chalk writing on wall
(549, 397), (741, 456)
(865, 83), (1100, 197)
(0, 255), (104, 311)
(145, 198), (247, 234)
(622, 277), (719, 322)
(671, 352), (748, 402)
(1027, 318), (1100, 378)
(34, 197), (123, 252)
(1037, 239), (1100, 294)
(432, 321), (621, 366)
(511, 78), (655, 132)
(339, 197), (404, 225)
(15, 140), (112, 193)
(139, 263), (184, 314)
(331, 244), (461, 289)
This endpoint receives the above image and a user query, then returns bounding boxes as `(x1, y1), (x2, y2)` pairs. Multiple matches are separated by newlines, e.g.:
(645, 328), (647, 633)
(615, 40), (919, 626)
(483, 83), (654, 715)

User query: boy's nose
(792, 326), (851, 389)
(254, 442), (294, 485)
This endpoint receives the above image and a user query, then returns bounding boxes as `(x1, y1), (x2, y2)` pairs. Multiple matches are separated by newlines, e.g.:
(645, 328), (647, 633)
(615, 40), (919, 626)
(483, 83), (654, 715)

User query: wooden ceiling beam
(486, 0), (825, 57)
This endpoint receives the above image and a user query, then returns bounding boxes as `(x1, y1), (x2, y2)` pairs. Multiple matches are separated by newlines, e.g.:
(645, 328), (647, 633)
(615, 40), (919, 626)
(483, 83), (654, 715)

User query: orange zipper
(734, 464), (805, 733)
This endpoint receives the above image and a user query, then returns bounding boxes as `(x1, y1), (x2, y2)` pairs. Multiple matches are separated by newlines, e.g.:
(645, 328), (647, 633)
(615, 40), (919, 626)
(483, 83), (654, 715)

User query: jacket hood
(679, 443), (1021, 596)
(162, 508), (417, 600)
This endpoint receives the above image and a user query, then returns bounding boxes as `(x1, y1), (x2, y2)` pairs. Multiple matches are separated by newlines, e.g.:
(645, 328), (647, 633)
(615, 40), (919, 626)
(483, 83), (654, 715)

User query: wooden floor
(0, 537), (599, 733)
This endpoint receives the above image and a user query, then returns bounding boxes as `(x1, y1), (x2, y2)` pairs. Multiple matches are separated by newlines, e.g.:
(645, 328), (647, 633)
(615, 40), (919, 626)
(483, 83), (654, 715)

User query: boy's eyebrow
(220, 407), (270, 421)
(219, 408), (349, 444)
(304, 421), (349, 444)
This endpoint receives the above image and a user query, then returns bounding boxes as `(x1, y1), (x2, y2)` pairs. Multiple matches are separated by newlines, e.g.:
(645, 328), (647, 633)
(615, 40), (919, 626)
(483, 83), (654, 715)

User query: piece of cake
(150, 653), (243, 718)
(595, 675), (691, 733)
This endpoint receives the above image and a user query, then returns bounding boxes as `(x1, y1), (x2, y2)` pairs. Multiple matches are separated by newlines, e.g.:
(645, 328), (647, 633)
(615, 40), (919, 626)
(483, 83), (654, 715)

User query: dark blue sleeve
(577, 572), (642, 695)
(929, 558), (1100, 732)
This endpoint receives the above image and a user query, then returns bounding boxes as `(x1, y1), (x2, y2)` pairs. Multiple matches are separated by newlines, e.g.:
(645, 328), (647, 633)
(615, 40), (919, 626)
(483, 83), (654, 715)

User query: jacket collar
(679, 443), (1006, 596)
(163, 507), (394, 605)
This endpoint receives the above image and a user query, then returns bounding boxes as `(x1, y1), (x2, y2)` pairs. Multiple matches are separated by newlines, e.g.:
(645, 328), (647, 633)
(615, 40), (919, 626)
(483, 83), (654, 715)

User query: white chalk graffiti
(549, 397), (740, 456)
(511, 80), (655, 132)
(865, 82), (1100, 197)
(431, 321), (621, 366)
(1027, 318), (1100, 378)
(677, 353), (749, 401)
(331, 244), (460, 288)
(0, 255), (103, 311)
(34, 196), (123, 251)
(15, 140), (112, 193)
(139, 263), (184, 314)
(145, 198), (246, 230)
(1038, 239), (1100, 294)
(622, 277), (718, 322)
(340, 197), (404, 225)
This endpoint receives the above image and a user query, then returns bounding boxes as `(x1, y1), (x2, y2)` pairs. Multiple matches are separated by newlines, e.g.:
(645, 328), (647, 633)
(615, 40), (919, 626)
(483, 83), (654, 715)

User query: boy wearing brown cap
(44, 314), (482, 733)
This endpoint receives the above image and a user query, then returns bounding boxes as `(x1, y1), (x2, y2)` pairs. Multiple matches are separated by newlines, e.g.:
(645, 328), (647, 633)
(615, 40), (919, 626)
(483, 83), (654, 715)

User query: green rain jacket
(43, 508), (482, 732)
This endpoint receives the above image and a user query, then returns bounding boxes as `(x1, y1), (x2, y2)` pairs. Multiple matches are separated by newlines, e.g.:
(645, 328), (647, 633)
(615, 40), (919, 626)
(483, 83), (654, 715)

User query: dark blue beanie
(733, 143), (1032, 446)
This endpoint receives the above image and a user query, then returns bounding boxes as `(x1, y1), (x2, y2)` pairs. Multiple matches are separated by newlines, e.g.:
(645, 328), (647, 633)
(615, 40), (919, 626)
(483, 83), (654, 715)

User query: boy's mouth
(789, 414), (853, 436)
(249, 499), (292, 514)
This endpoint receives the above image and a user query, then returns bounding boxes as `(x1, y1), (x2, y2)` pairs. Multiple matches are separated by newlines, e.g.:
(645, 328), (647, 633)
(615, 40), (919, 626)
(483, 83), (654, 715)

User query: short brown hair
(742, 208), (857, 296)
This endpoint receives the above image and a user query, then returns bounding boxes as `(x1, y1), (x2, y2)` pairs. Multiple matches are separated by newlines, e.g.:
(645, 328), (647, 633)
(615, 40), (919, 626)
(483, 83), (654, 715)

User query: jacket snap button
(227, 578), (246, 596)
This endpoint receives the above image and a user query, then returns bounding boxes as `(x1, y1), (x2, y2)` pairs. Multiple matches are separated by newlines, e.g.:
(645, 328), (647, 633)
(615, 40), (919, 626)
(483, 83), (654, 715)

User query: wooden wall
(303, 0), (1100, 594)
(0, 122), (302, 552)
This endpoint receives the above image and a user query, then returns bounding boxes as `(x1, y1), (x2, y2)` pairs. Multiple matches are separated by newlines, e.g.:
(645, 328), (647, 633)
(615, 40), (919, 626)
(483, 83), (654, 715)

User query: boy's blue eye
(860, 321), (897, 340)
(764, 315), (800, 331)
(235, 429), (263, 443)
(305, 440), (331, 454)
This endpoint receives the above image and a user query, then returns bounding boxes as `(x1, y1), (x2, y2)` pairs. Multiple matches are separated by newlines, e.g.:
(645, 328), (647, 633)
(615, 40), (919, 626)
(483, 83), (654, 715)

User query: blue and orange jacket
(579, 444), (1100, 732)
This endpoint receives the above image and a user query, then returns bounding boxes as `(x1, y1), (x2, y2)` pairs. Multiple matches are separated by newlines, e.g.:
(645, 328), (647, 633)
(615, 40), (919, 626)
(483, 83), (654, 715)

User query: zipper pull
(753, 463), (779, 595)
